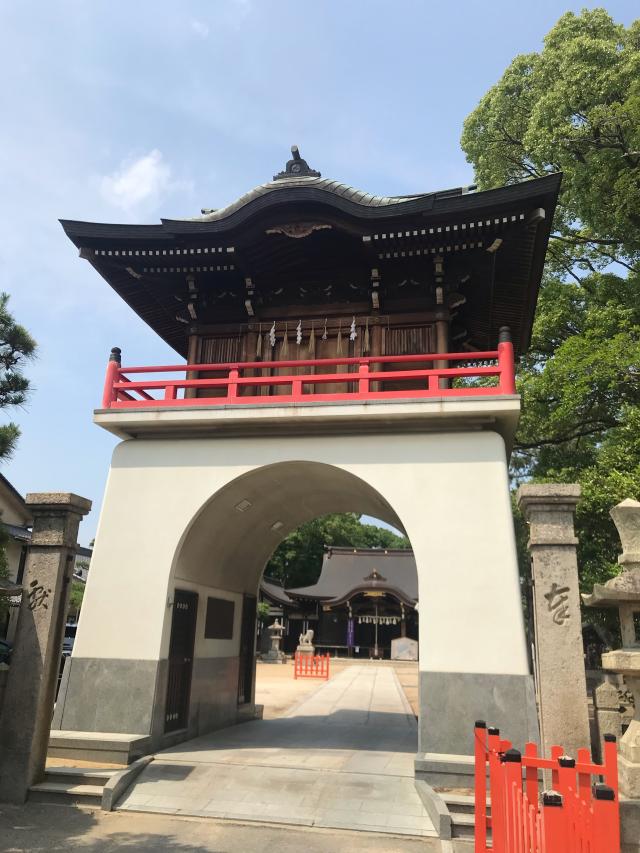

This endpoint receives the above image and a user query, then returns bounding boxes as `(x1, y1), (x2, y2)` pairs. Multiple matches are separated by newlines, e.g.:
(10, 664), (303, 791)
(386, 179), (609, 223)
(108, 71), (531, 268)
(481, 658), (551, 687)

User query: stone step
(443, 792), (490, 815)
(48, 731), (151, 765)
(450, 812), (476, 839)
(44, 766), (117, 788)
(29, 780), (104, 806)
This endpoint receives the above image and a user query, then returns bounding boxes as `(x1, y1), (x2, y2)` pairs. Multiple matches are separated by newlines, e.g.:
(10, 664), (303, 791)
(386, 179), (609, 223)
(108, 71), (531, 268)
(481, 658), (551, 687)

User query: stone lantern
(584, 498), (640, 798)
(263, 618), (286, 664)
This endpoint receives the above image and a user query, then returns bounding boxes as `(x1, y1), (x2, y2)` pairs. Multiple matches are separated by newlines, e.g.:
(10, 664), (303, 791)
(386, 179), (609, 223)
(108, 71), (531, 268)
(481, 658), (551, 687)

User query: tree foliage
(461, 9), (640, 591)
(265, 513), (410, 589)
(0, 524), (11, 625)
(68, 581), (85, 621)
(0, 292), (37, 461)
(461, 9), (640, 274)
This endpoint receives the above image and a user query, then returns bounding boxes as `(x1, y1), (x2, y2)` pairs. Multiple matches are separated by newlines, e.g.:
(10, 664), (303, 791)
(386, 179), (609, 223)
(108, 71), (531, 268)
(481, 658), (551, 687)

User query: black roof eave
(59, 173), (562, 245)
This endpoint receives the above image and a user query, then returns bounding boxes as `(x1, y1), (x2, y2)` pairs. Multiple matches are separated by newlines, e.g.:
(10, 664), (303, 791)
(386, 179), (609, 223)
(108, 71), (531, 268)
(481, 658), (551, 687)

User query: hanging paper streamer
(269, 322), (276, 348)
(296, 320), (302, 346)
(308, 323), (316, 358)
(364, 318), (370, 353)
(281, 322), (289, 358)
(322, 319), (328, 341)
(336, 321), (343, 355)
(256, 323), (262, 357)
(349, 316), (357, 342)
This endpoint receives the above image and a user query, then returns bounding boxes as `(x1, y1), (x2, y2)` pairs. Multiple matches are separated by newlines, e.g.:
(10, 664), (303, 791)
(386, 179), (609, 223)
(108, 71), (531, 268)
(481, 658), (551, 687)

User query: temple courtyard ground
(1, 661), (454, 851)
(117, 663), (436, 837)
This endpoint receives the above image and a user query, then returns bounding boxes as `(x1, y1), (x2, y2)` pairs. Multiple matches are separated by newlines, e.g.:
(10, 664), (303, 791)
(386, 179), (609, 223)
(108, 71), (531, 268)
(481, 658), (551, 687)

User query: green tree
(461, 9), (640, 273)
(68, 581), (85, 621)
(0, 524), (12, 626)
(0, 294), (36, 621)
(0, 292), (37, 461)
(265, 513), (409, 589)
(461, 9), (640, 592)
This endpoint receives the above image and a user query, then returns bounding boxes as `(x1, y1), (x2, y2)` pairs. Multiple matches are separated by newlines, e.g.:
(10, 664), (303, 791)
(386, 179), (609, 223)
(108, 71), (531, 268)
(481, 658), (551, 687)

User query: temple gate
(55, 148), (561, 783)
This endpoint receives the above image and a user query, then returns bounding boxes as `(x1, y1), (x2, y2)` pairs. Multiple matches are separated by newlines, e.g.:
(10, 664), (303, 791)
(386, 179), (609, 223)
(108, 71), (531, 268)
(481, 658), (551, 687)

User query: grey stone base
(53, 654), (248, 755)
(419, 670), (538, 758)
(621, 799), (640, 853)
(54, 657), (159, 735)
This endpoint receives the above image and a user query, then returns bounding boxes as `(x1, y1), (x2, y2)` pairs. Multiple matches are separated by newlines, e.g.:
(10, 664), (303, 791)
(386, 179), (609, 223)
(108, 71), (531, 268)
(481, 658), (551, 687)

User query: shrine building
(55, 148), (560, 783)
(260, 546), (419, 659)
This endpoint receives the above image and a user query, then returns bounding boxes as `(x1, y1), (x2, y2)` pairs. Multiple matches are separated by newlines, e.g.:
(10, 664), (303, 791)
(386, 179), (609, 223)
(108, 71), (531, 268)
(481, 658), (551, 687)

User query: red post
(101, 347), (122, 408)
(502, 749), (523, 852)
(497, 326), (516, 395)
(227, 367), (239, 402)
(541, 791), (566, 853)
(474, 721), (488, 853)
(524, 742), (539, 808)
(592, 783), (620, 853)
(602, 733), (619, 798)
(488, 727), (506, 853)
(358, 362), (370, 396)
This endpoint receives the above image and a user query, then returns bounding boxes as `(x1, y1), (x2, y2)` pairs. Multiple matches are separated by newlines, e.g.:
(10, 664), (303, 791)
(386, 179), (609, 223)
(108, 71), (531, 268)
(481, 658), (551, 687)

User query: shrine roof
(261, 577), (296, 607)
(286, 547), (418, 605)
(59, 147), (562, 357)
(60, 170), (560, 240)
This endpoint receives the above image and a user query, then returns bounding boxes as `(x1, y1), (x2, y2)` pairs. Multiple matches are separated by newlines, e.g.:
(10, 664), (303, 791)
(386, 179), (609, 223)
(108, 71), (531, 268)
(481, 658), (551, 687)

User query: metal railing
(100, 337), (516, 410)
(474, 721), (620, 852)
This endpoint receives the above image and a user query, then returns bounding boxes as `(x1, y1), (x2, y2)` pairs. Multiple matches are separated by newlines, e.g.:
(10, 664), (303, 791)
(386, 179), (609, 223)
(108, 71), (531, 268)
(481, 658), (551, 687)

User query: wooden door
(164, 589), (198, 733)
(237, 594), (257, 705)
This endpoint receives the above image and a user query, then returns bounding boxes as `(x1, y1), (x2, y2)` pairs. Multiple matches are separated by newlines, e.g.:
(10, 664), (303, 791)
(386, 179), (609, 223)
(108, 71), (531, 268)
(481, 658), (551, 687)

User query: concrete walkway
(118, 665), (436, 838)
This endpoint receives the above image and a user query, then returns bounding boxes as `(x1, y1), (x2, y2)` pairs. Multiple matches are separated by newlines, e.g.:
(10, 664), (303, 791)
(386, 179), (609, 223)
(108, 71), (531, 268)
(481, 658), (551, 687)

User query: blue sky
(0, 1), (636, 544)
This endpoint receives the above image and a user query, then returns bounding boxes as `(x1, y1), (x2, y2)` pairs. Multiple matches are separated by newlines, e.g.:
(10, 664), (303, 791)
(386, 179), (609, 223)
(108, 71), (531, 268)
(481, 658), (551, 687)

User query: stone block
(391, 637), (418, 661)
(621, 798), (640, 852)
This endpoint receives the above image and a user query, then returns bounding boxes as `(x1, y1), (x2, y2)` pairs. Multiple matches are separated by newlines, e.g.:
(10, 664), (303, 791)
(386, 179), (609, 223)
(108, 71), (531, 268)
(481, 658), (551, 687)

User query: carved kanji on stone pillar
(517, 483), (590, 758)
(0, 493), (91, 803)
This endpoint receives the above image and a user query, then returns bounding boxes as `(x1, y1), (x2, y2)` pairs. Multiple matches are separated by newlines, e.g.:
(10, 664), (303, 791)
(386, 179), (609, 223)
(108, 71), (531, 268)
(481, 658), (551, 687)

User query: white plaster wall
(74, 430), (528, 678)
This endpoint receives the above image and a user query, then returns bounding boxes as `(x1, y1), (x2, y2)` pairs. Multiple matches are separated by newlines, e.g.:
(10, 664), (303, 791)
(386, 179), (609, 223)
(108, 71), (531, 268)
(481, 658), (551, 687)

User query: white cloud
(190, 19), (209, 39)
(99, 149), (175, 213)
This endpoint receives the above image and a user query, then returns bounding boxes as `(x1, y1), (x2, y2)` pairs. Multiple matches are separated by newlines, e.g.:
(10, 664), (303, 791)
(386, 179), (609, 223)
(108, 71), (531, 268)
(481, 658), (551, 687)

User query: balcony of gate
(94, 328), (520, 444)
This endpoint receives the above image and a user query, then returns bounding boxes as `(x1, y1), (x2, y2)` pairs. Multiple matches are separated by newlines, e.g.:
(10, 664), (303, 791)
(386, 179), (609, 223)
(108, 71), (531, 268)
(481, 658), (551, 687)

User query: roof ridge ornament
(364, 569), (387, 583)
(273, 145), (321, 181)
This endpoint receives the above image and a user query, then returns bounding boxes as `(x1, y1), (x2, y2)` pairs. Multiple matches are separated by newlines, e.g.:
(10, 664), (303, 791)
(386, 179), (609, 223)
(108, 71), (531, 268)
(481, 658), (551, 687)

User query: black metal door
(165, 589), (198, 733)
(237, 594), (256, 705)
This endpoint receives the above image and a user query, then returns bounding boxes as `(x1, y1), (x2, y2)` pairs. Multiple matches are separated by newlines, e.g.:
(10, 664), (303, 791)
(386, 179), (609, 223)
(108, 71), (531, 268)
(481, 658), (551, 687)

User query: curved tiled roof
(287, 547), (418, 603)
(180, 176), (430, 224)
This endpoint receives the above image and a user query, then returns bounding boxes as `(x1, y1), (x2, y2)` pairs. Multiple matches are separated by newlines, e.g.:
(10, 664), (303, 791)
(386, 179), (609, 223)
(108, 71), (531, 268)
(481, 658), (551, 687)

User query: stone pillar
(0, 493), (91, 803)
(517, 484), (590, 757)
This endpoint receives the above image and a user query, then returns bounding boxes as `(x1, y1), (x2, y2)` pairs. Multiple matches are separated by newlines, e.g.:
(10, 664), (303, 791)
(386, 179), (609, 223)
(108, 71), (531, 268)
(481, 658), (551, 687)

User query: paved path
(118, 665), (436, 837)
(0, 803), (444, 852)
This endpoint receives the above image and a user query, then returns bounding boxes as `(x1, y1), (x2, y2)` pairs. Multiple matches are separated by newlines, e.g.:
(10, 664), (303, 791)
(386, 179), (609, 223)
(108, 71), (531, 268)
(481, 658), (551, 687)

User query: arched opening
(165, 461), (417, 738)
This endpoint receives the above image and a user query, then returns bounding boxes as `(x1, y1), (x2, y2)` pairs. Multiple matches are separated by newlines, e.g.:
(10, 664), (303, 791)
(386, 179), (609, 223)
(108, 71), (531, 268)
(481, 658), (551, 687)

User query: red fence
(294, 653), (330, 680)
(100, 341), (516, 409)
(474, 722), (620, 853)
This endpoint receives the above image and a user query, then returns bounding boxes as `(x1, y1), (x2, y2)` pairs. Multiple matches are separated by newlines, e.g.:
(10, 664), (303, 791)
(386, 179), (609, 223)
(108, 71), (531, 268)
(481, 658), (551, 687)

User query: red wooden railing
(474, 721), (620, 853)
(293, 653), (330, 680)
(100, 337), (516, 410)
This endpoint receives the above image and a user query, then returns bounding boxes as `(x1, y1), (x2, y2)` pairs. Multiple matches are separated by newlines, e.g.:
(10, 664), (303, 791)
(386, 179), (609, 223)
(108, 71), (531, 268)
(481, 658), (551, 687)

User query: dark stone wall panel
(56, 657), (159, 735)
(418, 670), (538, 755)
